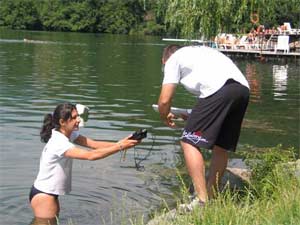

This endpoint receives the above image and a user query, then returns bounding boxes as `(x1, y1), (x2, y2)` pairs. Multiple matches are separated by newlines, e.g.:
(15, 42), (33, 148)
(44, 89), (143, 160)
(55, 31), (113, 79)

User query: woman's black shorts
(181, 79), (249, 152)
(29, 185), (58, 202)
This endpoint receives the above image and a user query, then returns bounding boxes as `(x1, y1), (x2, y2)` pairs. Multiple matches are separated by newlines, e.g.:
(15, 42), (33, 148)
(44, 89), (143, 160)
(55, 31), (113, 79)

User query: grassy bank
(142, 146), (300, 225)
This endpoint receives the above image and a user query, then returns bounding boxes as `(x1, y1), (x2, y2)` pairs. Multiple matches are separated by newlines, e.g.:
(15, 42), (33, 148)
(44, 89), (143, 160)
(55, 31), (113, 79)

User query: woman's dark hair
(40, 103), (76, 143)
(162, 44), (182, 63)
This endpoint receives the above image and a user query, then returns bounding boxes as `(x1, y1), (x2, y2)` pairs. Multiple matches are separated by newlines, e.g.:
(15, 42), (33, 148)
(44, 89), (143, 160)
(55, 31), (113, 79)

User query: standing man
(157, 45), (249, 206)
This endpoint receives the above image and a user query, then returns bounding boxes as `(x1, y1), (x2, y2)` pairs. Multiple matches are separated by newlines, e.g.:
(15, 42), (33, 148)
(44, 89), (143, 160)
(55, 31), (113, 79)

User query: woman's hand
(118, 135), (141, 150)
(118, 135), (141, 161)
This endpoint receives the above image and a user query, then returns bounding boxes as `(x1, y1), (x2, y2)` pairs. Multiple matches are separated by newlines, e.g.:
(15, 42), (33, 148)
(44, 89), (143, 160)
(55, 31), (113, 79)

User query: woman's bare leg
(31, 193), (59, 219)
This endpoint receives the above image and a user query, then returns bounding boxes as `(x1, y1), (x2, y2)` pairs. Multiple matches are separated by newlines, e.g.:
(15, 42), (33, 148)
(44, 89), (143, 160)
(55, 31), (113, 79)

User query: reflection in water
(29, 217), (57, 225)
(0, 38), (87, 46)
(272, 65), (288, 100)
(245, 63), (261, 102)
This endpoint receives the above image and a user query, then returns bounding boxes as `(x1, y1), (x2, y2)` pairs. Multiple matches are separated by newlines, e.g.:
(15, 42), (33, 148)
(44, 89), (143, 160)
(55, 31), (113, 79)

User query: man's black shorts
(181, 79), (249, 152)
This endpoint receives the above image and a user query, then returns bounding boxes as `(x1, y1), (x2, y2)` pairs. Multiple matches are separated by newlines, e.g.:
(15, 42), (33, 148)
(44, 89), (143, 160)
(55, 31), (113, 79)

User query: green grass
(165, 178), (300, 225)
(141, 146), (300, 225)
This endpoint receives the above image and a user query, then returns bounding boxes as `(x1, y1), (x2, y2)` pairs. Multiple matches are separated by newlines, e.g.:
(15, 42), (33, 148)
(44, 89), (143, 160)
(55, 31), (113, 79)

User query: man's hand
(180, 113), (189, 121)
(158, 83), (177, 128)
(164, 112), (177, 128)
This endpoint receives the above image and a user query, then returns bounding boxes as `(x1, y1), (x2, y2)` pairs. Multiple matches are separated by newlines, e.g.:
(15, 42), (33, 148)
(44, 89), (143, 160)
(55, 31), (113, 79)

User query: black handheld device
(130, 129), (147, 140)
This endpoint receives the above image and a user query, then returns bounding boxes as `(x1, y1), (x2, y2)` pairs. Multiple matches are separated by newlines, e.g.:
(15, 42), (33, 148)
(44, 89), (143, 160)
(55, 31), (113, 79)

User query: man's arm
(158, 83), (177, 127)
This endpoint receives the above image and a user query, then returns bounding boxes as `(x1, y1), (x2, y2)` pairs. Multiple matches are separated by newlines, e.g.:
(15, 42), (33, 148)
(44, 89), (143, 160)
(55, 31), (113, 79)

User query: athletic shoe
(178, 197), (205, 213)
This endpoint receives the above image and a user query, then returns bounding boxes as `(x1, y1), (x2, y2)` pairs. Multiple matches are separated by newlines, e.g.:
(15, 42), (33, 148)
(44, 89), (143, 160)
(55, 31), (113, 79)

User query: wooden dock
(162, 38), (300, 62)
(218, 48), (300, 61)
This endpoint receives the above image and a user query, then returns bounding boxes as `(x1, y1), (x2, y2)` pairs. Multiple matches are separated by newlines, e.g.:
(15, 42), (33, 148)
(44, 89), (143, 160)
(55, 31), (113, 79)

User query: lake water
(0, 29), (299, 225)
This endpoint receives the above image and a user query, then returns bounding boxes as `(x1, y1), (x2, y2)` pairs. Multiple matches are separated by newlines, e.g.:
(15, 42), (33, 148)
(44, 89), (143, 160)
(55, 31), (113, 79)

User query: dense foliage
(0, 0), (299, 38)
(0, 0), (145, 33)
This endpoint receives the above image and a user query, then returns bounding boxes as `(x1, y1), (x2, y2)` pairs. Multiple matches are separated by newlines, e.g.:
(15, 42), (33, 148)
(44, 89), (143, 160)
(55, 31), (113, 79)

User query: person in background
(157, 45), (249, 210)
(247, 28), (256, 45)
(29, 102), (140, 224)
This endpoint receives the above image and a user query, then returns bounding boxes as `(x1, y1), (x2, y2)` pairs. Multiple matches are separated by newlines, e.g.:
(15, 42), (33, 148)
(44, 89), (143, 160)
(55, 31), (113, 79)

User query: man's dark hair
(162, 44), (182, 63)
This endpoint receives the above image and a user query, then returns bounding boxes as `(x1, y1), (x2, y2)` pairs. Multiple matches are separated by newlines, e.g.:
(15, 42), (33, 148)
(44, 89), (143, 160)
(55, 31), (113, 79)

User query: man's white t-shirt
(34, 129), (79, 195)
(163, 46), (249, 98)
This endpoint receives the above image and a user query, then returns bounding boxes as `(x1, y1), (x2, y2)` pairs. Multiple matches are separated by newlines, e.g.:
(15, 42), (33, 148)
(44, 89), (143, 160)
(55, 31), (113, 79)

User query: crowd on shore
(214, 22), (300, 51)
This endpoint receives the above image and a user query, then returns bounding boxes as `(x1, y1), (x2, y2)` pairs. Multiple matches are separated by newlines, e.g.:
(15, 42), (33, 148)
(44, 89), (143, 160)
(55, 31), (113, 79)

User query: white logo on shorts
(181, 130), (208, 145)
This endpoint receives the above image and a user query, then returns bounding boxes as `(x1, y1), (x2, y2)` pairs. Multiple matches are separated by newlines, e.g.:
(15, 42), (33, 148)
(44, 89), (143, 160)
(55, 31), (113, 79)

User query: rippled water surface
(0, 29), (299, 225)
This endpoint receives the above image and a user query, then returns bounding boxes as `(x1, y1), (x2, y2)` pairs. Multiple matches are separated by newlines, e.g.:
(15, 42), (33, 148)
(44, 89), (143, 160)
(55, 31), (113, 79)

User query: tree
(97, 0), (144, 34)
(0, 0), (41, 30)
(0, 0), (299, 36)
(158, 0), (300, 39)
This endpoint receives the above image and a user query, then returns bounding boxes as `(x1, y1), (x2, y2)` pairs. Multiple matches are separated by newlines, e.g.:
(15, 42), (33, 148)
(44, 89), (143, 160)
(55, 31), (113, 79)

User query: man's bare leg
(207, 145), (228, 198)
(181, 141), (207, 202)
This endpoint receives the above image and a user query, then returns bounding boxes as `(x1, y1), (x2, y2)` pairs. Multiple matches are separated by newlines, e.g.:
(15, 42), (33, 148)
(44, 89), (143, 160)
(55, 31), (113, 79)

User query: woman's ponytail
(40, 113), (54, 143)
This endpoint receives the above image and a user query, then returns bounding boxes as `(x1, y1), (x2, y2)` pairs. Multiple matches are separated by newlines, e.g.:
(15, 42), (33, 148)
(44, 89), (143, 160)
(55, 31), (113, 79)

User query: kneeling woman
(29, 103), (140, 222)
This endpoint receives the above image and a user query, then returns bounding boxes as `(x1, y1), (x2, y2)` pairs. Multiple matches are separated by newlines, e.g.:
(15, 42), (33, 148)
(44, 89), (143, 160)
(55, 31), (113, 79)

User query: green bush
(243, 145), (296, 198)
(0, 0), (42, 30)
